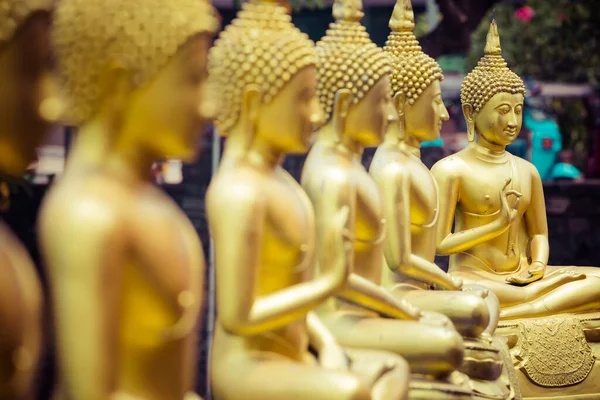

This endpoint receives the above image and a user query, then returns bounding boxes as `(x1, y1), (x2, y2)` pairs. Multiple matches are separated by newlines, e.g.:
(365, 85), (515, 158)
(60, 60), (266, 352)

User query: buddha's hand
(506, 261), (545, 285)
(435, 275), (463, 291)
(322, 205), (352, 279)
(498, 178), (522, 226)
(398, 299), (422, 320)
(319, 342), (350, 372)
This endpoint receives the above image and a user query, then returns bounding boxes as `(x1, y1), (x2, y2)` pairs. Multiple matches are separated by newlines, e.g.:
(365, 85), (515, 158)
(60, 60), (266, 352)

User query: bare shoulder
(39, 174), (127, 247)
(431, 151), (468, 181)
(512, 155), (541, 181)
(206, 165), (264, 213)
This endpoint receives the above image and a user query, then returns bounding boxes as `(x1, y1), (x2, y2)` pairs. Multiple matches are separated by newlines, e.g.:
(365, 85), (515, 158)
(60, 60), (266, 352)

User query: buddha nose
(507, 111), (518, 128)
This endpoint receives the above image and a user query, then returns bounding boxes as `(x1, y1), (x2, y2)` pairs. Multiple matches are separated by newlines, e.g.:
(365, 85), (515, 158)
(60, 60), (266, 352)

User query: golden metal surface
(431, 15), (600, 400)
(38, 0), (218, 398)
(207, 1), (410, 399)
(301, 0), (474, 394)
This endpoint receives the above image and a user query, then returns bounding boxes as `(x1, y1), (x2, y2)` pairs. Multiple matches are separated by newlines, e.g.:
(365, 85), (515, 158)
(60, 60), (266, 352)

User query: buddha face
(345, 74), (391, 147)
(403, 80), (449, 143)
(471, 92), (524, 146)
(0, 12), (52, 176)
(254, 66), (321, 154)
(118, 34), (213, 162)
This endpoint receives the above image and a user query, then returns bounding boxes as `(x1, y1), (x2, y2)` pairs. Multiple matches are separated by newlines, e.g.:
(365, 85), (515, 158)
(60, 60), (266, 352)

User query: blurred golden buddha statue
(207, 1), (411, 399)
(0, 1), (53, 398)
(369, 1), (515, 398)
(38, 0), (218, 399)
(432, 15), (600, 398)
(301, 0), (474, 397)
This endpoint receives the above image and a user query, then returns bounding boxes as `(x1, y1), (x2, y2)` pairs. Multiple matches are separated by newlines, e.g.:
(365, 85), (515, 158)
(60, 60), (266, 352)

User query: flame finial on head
(389, 0), (414, 32)
(484, 12), (502, 56)
(332, 0), (364, 23)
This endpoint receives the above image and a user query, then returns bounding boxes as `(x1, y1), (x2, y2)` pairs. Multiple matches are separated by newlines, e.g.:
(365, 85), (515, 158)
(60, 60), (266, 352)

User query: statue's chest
(460, 163), (531, 215)
(354, 169), (383, 240)
(409, 162), (438, 225)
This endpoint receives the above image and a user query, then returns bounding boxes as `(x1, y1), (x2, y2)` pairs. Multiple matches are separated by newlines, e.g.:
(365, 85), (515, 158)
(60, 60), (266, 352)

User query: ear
(462, 103), (474, 122)
(462, 103), (476, 142)
(333, 89), (352, 119)
(238, 84), (262, 146)
(393, 92), (406, 117)
(38, 73), (65, 123)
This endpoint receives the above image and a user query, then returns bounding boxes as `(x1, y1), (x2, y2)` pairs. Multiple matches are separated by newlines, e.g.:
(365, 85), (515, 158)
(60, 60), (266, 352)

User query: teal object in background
(549, 163), (582, 180)
(526, 108), (563, 181)
(421, 138), (444, 148)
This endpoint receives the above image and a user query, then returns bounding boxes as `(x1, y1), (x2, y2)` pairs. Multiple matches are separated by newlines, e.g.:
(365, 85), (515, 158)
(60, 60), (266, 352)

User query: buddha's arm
(306, 311), (350, 370)
(39, 198), (123, 400)
(523, 167), (549, 267)
(380, 167), (458, 290)
(209, 184), (349, 337)
(313, 174), (420, 320)
(432, 162), (510, 255)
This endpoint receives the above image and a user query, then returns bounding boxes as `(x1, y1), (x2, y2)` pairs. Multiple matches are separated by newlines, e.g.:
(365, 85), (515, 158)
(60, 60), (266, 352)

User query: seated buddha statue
(369, 2), (514, 397)
(37, 1), (219, 399)
(431, 15), (600, 321)
(0, 1), (53, 398)
(207, 2), (410, 399)
(301, 0), (473, 397)
(432, 16), (600, 397)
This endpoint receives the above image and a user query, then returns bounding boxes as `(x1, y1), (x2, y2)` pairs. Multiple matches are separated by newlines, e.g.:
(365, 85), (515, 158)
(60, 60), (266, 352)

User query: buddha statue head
(461, 14), (526, 145)
(316, 0), (392, 148)
(209, 0), (320, 155)
(384, 0), (447, 144)
(0, 0), (54, 176)
(52, 0), (219, 162)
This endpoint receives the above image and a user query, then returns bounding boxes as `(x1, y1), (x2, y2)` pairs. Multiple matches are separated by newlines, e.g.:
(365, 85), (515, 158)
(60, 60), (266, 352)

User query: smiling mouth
(504, 129), (517, 136)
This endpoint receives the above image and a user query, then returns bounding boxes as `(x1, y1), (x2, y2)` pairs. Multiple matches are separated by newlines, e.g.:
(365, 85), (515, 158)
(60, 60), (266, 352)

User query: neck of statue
(402, 133), (422, 158)
(105, 138), (155, 184)
(65, 115), (111, 177)
(246, 136), (284, 170)
(384, 121), (403, 146)
(476, 131), (507, 153)
(222, 124), (248, 163)
(316, 120), (364, 159)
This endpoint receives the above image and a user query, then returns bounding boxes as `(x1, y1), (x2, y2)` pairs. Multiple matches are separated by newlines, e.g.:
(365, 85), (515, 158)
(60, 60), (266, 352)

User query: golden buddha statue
(301, 0), (474, 397)
(432, 15), (600, 398)
(0, 1), (53, 398)
(369, 2), (517, 398)
(207, 1), (411, 399)
(38, 1), (219, 399)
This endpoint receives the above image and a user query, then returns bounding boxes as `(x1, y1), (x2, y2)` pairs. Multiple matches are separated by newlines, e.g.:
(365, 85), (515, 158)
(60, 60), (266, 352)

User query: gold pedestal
(461, 337), (519, 400)
(497, 312), (600, 399)
(409, 373), (473, 400)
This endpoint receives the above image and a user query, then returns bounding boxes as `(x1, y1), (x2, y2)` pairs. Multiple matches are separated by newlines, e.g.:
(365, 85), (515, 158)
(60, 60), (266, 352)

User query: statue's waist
(213, 319), (309, 362)
(450, 252), (524, 277)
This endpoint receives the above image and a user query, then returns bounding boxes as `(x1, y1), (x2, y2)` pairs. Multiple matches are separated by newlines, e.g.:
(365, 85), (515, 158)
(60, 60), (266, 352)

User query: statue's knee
(468, 295), (491, 333)
(437, 329), (465, 371)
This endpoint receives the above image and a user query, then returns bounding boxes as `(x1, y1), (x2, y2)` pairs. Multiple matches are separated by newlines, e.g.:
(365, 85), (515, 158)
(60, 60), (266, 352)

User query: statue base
(461, 337), (520, 400)
(497, 312), (600, 399)
(409, 372), (473, 400)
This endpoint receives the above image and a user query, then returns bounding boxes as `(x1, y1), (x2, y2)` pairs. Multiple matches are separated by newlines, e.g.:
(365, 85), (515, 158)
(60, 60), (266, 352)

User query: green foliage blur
(468, 1), (599, 168)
